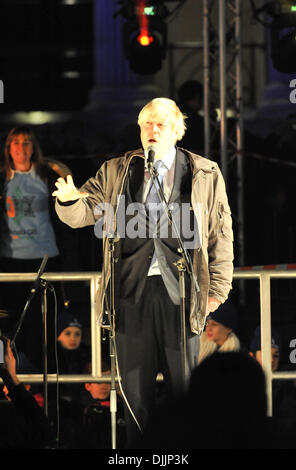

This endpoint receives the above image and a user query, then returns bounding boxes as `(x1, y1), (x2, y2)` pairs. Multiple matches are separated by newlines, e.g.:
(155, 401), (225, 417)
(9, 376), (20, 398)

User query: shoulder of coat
(178, 147), (218, 173)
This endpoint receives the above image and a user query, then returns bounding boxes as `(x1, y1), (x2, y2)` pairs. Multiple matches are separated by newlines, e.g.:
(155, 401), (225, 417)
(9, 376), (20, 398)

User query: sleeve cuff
(56, 199), (78, 206)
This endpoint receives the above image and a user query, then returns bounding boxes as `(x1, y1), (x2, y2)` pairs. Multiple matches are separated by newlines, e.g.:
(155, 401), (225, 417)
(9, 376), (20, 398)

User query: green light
(144, 6), (155, 16)
(291, 5), (296, 12)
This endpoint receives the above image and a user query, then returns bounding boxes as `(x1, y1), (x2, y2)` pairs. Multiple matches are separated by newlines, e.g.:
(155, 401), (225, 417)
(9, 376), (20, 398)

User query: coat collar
(126, 147), (217, 176)
(125, 148), (188, 205)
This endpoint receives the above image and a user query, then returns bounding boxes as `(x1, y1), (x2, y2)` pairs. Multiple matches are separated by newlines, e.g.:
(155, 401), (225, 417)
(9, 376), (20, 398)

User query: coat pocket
(217, 201), (232, 236)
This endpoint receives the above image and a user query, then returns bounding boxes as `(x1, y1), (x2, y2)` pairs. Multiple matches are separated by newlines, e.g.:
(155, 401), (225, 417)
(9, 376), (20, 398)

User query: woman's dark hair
(1, 126), (46, 180)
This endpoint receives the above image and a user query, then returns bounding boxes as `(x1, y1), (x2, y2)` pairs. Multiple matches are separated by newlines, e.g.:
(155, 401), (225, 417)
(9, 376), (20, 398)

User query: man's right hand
(52, 174), (89, 203)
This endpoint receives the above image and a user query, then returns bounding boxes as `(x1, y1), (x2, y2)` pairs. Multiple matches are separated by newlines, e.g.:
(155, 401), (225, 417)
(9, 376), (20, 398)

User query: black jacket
(0, 383), (52, 449)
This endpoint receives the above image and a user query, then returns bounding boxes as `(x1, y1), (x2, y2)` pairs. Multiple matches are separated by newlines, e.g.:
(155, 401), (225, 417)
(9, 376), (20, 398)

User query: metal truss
(203, 0), (244, 267)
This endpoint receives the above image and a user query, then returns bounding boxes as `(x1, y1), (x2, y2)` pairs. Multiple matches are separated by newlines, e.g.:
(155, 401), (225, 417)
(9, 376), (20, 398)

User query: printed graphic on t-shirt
(0, 172), (59, 259)
(7, 188), (36, 239)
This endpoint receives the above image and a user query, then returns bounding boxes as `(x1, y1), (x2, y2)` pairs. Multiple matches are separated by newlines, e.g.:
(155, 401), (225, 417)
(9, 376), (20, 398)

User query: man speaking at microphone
(53, 98), (233, 446)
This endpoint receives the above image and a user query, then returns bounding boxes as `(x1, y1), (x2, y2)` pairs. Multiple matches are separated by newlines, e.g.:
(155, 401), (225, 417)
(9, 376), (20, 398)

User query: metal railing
(1, 270), (296, 416)
(233, 269), (296, 416)
(0, 272), (104, 384)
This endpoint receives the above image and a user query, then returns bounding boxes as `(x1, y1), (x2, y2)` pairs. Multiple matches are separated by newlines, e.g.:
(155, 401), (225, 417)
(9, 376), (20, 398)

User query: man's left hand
(207, 297), (221, 316)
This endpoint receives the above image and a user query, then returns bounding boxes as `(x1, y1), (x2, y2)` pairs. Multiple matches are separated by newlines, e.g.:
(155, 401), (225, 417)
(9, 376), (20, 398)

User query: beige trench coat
(55, 148), (234, 335)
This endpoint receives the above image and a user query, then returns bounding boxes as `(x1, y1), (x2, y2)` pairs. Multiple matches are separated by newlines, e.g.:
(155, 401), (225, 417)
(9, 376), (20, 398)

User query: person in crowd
(0, 126), (77, 370)
(52, 97), (233, 446)
(83, 361), (113, 401)
(0, 337), (52, 448)
(249, 324), (281, 373)
(2, 351), (44, 407)
(48, 310), (90, 449)
(249, 324), (296, 437)
(0, 126), (76, 273)
(137, 352), (275, 449)
(198, 300), (242, 363)
(176, 80), (205, 155)
(78, 360), (126, 449)
(182, 351), (271, 449)
(50, 310), (90, 389)
(57, 311), (83, 352)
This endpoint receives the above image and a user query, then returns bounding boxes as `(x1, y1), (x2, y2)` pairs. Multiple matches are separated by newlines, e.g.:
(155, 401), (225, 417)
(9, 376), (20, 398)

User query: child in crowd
(48, 310), (91, 448)
(249, 325), (281, 372)
(55, 310), (90, 375)
(57, 312), (83, 351)
(78, 360), (126, 449)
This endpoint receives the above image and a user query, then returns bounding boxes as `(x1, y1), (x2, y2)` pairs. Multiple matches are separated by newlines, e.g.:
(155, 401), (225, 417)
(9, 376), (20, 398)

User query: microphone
(147, 145), (157, 166)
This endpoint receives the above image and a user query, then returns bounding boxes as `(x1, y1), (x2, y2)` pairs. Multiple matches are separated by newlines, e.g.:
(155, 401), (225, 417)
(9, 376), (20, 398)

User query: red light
(138, 33), (154, 46)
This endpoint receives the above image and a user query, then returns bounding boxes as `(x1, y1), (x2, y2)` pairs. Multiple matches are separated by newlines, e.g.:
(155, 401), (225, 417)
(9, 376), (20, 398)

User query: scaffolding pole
(203, 0), (244, 267)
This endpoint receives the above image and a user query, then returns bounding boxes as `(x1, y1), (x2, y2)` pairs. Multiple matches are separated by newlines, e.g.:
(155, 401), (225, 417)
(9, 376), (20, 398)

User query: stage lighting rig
(272, 0), (296, 23)
(115, 0), (174, 74)
(270, 1), (296, 72)
(252, 0), (296, 72)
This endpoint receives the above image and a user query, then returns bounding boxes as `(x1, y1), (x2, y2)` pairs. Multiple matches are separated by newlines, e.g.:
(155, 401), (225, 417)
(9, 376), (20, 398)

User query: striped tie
(145, 160), (165, 223)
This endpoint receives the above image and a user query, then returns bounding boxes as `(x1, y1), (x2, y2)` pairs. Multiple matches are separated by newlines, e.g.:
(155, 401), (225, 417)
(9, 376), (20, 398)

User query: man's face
(139, 113), (178, 159)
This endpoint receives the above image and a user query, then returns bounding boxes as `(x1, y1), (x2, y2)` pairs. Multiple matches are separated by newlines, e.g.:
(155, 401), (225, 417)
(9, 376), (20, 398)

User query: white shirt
(143, 147), (177, 276)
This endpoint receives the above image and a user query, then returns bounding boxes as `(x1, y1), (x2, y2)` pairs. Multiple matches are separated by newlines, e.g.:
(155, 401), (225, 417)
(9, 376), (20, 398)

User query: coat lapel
(168, 148), (191, 204)
(127, 156), (145, 203)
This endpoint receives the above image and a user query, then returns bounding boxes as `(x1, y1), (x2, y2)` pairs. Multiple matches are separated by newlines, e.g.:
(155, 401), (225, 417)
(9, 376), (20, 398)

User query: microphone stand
(40, 277), (52, 417)
(12, 255), (51, 415)
(105, 235), (118, 449)
(102, 235), (143, 446)
(147, 155), (200, 387)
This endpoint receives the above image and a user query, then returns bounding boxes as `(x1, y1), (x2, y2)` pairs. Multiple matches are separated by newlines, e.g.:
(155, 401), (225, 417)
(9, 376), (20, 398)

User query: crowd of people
(1, 312), (296, 449)
(0, 91), (295, 450)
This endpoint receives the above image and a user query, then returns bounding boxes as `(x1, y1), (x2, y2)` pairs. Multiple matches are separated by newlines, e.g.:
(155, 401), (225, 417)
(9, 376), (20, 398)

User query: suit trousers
(115, 275), (200, 447)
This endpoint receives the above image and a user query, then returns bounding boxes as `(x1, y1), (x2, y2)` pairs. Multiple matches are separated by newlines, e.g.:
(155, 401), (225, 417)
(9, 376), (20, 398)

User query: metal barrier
(0, 272), (104, 384)
(233, 269), (296, 416)
(1, 270), (296, 416)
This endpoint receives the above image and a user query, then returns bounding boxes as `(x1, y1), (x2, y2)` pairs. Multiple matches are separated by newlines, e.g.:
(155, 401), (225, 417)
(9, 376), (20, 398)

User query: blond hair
(138, 97), (187, 141)
(198, 331), (241, 364)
